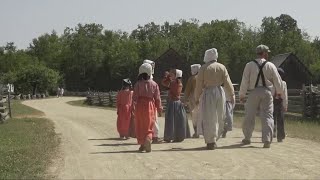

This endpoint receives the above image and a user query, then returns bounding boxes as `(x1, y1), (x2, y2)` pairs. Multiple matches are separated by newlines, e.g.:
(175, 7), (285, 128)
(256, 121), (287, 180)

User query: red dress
(116, 89), (133, 137)
(133, 80), (162, 145)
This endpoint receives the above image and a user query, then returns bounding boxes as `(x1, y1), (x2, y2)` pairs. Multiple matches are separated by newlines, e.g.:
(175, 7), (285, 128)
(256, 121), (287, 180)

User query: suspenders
(252, 60), (268, 88)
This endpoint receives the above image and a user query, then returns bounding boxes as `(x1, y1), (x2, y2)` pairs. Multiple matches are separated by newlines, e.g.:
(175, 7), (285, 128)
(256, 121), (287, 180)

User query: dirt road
(23, 97), (320, 179)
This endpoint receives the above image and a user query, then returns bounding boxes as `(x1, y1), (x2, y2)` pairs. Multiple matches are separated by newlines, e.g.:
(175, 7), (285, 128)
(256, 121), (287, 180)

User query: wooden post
(8, 90), (12, 118)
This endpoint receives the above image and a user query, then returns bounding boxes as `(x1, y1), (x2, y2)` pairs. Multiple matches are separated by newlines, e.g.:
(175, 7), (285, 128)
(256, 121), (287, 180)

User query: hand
(164, 71), (170, 77)
(283, 107), (287, 112)
(239, 95), (245, 104)
(231, 95), (236, 105)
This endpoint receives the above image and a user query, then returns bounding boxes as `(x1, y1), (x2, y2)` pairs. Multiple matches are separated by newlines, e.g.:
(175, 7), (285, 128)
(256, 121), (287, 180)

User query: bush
(1, 64), (61, 95)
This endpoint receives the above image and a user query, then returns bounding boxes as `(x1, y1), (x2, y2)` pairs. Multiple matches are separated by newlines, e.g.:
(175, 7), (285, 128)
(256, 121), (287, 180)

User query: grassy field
(0, 100), (59, 179)
(233, 111), (320, 143)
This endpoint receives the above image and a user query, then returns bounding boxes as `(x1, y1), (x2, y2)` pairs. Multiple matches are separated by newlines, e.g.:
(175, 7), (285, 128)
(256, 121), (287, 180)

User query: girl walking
(162, 69), (190, 143)
(133, 63), (162, 152)
(116, 79), (133, 140)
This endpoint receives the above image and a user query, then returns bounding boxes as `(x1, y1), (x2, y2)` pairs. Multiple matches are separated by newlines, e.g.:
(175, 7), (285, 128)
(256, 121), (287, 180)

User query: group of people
(56, 87), (64, 98)
(116, 44), (288, 152)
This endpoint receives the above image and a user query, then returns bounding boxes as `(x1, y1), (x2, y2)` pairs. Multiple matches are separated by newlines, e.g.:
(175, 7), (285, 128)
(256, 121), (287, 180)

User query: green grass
(11, 100), (44, 118)
(0, 101), (59, 179)
(233, 111), (320, 143)
(67, 99), (116, 111)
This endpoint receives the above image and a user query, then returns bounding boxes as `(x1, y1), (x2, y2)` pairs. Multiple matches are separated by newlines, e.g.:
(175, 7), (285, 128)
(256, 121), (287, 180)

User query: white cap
(191, 64), (201, 75)
(176, 69), (183, 78)
(204, 48), (218, 63)
(139, 63), (152, 76)
(143, 59), (155, 74)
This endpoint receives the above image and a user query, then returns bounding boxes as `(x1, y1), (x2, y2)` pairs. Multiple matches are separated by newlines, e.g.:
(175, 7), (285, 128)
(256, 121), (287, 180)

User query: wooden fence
(85, 91), (181, 111)
(85, 88), (306, 115)
(234, 89), (303, 114)
(0, 96), (9, 123)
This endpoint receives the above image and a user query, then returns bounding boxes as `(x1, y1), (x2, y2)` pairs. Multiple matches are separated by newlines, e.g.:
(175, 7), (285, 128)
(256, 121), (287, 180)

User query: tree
(1, 64), (61, 95)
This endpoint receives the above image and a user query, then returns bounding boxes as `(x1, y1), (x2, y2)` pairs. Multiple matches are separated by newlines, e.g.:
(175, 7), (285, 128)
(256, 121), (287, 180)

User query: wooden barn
(153, 48), (190, 90)
(271, 53), (313, 89)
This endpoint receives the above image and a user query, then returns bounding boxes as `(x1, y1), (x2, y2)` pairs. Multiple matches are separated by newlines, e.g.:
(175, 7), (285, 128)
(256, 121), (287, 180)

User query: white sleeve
(282, 81), (288, 109)
(239, 63), (250, 97)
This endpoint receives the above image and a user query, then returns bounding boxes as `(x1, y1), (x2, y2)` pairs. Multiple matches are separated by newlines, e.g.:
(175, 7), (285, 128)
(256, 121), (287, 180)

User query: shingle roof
(270, 53), (291, 67)
(271, 52), (313, 78)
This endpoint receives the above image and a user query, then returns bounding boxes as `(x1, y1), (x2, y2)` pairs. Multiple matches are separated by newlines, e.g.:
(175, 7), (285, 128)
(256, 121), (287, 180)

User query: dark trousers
(273, 98), (285, 140)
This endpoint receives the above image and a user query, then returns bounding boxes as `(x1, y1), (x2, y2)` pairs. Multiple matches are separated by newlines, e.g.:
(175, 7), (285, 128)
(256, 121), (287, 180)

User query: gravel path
(23, 97), (320, 179)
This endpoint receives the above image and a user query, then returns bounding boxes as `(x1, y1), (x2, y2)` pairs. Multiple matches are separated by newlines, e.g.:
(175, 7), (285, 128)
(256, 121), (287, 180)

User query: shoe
(192, 133), (199, 138)
(242, 139), (251, 145)
(222, 130), (227, 138)
(263, 141), (271, 148)
(125, 136), (130, 140)
(207, 143), (217, 150)
(173, 139), (184, 143)
(144, 137), (152, 153)
(138, 145), (145, 152)
(152, 137), (163, 144)
(277, 139), (283, 142)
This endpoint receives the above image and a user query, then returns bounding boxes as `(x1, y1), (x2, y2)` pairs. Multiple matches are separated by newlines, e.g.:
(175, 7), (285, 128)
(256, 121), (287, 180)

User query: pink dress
(116, 89), (133, 137)
(133, 80), (162, 145)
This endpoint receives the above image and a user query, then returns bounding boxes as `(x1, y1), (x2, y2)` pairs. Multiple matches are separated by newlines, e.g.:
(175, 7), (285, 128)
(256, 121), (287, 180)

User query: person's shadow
(95, 143), (136, 147)
(88, 138), (127, 141)
(90, 143), (260, 154)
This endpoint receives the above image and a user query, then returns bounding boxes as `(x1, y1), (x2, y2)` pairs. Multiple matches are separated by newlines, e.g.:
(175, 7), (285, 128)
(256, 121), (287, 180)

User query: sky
(1, 0), (320, 49)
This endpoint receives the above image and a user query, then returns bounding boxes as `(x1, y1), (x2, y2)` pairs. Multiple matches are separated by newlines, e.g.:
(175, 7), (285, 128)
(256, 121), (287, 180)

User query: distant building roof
(270, 53), (291, 67)
(270, 52), (313, 78)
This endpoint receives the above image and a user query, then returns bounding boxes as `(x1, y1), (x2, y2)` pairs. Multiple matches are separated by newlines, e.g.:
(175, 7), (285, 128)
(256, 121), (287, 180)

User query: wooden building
(153, 48), (190, 90)
(271, 53), (313, 89)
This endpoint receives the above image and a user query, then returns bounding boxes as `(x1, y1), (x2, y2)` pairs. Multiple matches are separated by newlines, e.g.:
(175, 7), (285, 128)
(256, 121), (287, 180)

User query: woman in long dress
(162, 69), (190, 142)
(133, 63), (162, 152)
(195, 48), (235, 150)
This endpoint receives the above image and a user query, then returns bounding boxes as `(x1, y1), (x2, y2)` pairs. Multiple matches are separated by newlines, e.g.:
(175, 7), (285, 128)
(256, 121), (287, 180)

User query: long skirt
(224, 101), (234, 131)
(198, 86), (226, 144)
(128, 113), (136, 138)
(152, 111), (160, 138)
(117, 104), (132, 137)
(164, 100), (190, 142)
(188, 95), (199, 128)
(135, 97), (155, 145)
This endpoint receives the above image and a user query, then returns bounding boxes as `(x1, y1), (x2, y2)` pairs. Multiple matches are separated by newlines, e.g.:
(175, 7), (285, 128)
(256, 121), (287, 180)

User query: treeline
(1, 14), (320, 94)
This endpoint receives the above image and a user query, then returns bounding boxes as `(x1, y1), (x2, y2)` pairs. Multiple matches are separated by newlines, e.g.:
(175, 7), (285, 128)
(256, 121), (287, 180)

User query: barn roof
(270, 53), (291, 67)
(270, 52), (313, 78)
(154, 48), (184, 62)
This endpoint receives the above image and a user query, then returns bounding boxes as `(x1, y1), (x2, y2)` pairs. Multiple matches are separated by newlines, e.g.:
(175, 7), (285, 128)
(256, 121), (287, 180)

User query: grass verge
(11, 100), (44, 118)
(233, 111), (320, 143)
(0, 101), (59, 179)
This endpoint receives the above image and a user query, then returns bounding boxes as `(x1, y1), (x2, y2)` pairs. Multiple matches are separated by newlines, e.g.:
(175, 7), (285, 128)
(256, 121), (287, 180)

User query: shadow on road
(95, 143), (137, 147)
(90, 143), (261, 154)
(88, 138), (125, 141)
(91, 150), (140, 154)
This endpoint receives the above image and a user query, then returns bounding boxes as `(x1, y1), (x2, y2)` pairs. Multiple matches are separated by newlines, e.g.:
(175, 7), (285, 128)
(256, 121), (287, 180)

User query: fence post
(108, 92), (113, 107)
(8, 90), (12, 118)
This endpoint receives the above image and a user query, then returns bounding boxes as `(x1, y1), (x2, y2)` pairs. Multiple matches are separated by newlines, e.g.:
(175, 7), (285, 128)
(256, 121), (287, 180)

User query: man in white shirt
(239, 45), (283, 148)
